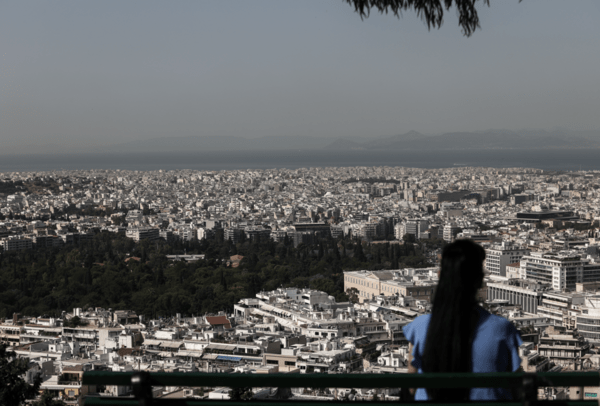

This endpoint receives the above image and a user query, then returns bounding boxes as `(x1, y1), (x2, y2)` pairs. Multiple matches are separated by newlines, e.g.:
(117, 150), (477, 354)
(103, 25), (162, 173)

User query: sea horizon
(0, 148), (598, 173)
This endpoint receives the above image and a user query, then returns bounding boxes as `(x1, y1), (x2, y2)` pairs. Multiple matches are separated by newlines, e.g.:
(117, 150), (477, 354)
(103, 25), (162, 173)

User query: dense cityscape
(3, 165), (600, 403)
(2, 0), (598, 403)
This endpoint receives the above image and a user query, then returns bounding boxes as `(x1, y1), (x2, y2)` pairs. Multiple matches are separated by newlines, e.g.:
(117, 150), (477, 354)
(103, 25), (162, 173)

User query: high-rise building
(224, 228), (244, 244)
(485, 242), (530, 277)
(443, 223), (461, 242)
(520, 251), (600, 290)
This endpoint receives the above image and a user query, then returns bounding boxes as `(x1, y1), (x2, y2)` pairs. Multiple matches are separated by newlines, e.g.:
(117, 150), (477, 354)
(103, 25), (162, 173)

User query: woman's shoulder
(403, 314), (432, 342)
(409, 313), (432, 328)
(477, 307), (519, 334)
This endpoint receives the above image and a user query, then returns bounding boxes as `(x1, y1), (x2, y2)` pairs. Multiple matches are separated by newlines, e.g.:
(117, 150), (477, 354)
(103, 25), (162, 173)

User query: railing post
(131, 371), (153, 406)
(521, 373), (537, 406)
(399, 386), (414, 403)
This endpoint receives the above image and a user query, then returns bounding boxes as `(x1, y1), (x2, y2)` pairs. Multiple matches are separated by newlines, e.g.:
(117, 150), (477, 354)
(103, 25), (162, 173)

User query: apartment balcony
(539, 344), (590, 353)
(40, 375), (83, 392)
(0, 334), (21, 345)
(82, 371), (600, 405)
(63, 332), (97, 341)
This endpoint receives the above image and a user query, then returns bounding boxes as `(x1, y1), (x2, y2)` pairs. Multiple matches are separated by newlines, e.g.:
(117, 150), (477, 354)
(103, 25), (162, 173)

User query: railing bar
(83, 400), (138, 406)
(81, 371), (600, 406)
(83, 400), (600, 406)
(82, 371), (600, 389)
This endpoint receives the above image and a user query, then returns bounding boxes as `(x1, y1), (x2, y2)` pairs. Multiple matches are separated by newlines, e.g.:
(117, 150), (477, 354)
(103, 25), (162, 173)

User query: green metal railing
(82, 371), (600, 406)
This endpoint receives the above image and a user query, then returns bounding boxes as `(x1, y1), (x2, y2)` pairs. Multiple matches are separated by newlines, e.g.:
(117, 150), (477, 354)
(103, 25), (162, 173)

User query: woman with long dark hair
(403, 239), (522, 401)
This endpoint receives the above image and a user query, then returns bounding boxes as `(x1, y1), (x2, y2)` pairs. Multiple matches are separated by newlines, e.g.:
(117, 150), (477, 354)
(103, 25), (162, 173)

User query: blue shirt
(402, 306), (523, 401)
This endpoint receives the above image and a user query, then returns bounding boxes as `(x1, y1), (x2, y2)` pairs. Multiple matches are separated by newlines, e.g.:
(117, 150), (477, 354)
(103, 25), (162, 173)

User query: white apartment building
(394, 219), (429, 240)
(577, 296), (600, 342)
(394, 223), (405, 240)
(485, 242), (530, 277)
(125, 227), (160, 242)
(359, 223), (378, 242)
(443, 223), (461, 242)
(178, 228), (196, 242)
(536, 291), (583, 329)
(1, 236), (33, 251)
(520, 251), (600, 290)
(7, 194), (25, 203)
(330, 226), (344, 239)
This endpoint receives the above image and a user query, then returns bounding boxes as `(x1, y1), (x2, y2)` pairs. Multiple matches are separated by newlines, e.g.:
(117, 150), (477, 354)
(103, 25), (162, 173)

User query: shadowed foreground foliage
(343, 0), (491, 36)
(0, 344), (41, 405)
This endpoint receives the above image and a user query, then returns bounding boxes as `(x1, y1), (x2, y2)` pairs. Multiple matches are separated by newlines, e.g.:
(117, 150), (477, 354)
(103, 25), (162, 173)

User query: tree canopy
(0, 231), (437, 319)
(343, 0), (491, 36)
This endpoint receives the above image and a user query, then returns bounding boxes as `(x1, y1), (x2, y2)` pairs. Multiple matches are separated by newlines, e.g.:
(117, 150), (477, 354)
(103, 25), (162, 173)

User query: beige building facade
(344, 270), (436, 303)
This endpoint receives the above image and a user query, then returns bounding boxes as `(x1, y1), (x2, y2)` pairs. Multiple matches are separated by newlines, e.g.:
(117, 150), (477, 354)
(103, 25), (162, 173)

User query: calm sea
(0, 149), (598, 172)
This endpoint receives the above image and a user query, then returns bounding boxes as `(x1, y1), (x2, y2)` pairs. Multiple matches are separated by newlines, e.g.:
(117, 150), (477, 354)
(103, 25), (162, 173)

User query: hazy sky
(1, 0), (599, 147)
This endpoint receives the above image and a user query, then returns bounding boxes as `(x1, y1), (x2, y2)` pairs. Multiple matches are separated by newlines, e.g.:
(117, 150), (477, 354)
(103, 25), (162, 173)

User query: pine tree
(220, 269), (228, 291)
(355, 241), (366, 262)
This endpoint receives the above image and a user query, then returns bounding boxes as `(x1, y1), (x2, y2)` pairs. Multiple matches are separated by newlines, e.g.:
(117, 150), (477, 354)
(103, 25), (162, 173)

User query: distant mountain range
(3, 129), (600, 155)
(324, 129), (600, 151)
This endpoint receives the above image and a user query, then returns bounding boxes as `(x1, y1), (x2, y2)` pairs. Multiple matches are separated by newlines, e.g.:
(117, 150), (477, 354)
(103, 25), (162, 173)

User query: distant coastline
(1, 148), (599, 173)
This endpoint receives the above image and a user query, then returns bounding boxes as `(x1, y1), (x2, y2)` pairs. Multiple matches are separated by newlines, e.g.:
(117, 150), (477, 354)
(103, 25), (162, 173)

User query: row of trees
(0, 231), (437, 319)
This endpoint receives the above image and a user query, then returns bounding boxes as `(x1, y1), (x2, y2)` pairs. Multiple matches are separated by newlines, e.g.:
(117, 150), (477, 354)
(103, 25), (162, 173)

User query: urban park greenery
(0, 231), (436, 319)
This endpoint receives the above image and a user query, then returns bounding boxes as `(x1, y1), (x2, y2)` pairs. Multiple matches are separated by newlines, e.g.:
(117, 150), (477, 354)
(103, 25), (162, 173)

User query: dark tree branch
(342, 0), (491, 37)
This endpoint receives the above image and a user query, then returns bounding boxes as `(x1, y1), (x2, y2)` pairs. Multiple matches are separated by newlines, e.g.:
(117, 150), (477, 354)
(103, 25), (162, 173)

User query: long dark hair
(422, 239), (485, 400)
